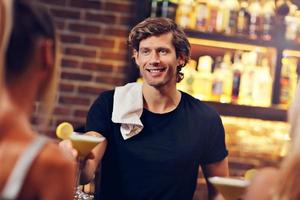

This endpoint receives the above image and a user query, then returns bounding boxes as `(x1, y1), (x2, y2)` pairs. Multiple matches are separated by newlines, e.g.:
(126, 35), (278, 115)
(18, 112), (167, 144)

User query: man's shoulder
(94, 89), (115, 103)
(99, 89), (115, 98)
(181, 91), (220, 119)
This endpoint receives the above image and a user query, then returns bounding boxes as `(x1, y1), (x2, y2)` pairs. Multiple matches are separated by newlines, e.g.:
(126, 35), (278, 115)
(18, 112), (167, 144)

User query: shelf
(185, 29), (300, 51)
(205, 101), (287, 122)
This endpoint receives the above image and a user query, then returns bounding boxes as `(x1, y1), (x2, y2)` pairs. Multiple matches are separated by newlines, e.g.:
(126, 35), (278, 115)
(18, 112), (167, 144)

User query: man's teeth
(148, 69), (164, 72)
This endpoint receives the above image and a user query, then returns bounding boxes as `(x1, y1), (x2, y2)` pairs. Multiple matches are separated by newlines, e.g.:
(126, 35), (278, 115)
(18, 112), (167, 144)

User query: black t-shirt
(86, 90), (228, 200)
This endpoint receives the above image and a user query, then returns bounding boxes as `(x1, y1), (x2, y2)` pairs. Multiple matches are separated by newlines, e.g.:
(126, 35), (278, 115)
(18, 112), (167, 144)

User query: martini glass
(70, 133), (105, 200)
(208, 176), (250, 200)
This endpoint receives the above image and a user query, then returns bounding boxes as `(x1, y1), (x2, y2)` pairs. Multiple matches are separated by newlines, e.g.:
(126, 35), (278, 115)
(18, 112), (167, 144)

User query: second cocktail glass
(70, 134), (105, 200)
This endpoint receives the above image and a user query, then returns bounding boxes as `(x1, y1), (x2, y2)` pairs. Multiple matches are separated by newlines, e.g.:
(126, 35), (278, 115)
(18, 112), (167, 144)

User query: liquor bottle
(280, 57), (298, 106)
(237, 0), (250, 36)
(223, 0), (240, 35)
(150, 0), (160, 17)
(177, 59), (197, 95)
(231, 51), (244, 104)
(261, 0), (275, 41)
(284, 2), (299, 41)
(238, 51), (257, 105)
(215, 0), (226, 33)
(211, 52), (233, 103)
(175, 0), (196, 29)
(195, 0), (208, 31)
(252, 57), (273, 107)
(193, 55), (213, 100)
(211, 57), (222, 102)
(151, 0), (178, 20)
(220, 52), (233, 103)
(162, 0), (178, 20)
(295, 11), (300, 43)
(207, 0), (220, 32)
(248, 0), (262, 40)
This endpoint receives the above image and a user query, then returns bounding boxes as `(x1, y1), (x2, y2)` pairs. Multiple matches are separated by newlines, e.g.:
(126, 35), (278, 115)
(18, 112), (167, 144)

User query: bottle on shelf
(280, 57), (298, 106)
(195, 0), (208, 31)
(150, 0), (160, 17)
(193, 55), (213, 100)
(215, 0), (226, 33)
(206, 0), (221, 32)
(285, 14), (299, 41)
(231, 51), (244, 104)
(177, 59), (197, 94)
(295, 11), (300, 43)
(261, 0), (275, 41)
(175, 0), (196, 29)
(162, 0), (178, 19)
(211, 52), (233, 103)
(150, 0), (178, 20)
(237, 0), (250, 36)
(248, 0), (263, 40)
(284, 2), (300, 42)
(223, 0), (240, 35)
(238, 51), (257, 105)
(252, 57), (273, 107)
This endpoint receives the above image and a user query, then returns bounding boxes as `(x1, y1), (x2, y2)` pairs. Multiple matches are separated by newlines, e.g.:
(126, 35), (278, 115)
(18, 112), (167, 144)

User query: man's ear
(133, 49), (140, 66)
(41, 39), (54, 71)
(177, 54), (185, 66)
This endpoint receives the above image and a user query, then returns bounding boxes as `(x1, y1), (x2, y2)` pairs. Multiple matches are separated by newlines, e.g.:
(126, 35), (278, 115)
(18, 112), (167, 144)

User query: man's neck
(142, 84), (181, 114)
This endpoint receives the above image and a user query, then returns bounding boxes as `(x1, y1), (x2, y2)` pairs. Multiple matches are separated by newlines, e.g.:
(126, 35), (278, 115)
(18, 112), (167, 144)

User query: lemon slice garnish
(56, 122), (74, 140)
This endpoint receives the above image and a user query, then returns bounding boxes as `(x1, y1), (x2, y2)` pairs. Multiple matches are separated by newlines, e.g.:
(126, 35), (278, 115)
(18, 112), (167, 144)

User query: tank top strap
(0, 136), (48, 200)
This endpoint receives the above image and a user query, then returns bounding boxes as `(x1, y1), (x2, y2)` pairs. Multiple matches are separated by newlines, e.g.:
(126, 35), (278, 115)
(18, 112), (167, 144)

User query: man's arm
(80, 131), (107, 184)
(201, 157), (229, 200)
(59, 131), (107, 185)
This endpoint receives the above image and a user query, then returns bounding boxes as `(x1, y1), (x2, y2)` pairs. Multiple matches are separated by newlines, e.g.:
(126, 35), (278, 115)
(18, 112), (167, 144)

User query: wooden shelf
(185, 29), (300, 51)
(205, 101), (287, 122)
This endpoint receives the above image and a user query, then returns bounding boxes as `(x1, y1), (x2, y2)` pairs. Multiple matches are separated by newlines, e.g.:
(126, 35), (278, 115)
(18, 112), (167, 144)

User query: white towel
(112, 82), (144, 140)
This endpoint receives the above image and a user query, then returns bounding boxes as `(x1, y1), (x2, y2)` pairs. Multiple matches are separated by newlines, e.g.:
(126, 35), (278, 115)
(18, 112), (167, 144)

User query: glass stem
(76, 157), (85, 187)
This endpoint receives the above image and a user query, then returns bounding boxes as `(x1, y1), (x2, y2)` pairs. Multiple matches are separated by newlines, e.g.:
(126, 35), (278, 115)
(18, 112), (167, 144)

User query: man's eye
(140, 49), (150, 55)
(159, 49), (168, 55)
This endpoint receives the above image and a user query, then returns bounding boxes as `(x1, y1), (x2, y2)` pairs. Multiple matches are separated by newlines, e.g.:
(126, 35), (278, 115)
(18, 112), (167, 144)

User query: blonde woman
(245, 82), (300, 200)
(0, 0), (76, 199)
(0, 0), (12, 103)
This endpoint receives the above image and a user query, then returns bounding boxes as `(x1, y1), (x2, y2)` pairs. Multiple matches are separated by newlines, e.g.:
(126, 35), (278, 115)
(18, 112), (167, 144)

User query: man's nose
(149, 52), (160, 65)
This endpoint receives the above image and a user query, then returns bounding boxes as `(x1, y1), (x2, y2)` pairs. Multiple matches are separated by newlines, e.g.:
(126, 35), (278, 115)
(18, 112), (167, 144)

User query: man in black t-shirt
(61, 17), (228, 200)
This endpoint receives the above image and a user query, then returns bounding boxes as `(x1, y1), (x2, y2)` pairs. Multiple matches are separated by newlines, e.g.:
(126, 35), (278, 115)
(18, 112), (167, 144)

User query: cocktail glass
(70, 133), (105, 200)
(208, 176), (250, 200)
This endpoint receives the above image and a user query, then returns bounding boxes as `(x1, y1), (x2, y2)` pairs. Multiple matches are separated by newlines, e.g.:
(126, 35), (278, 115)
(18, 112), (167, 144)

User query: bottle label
(212, 80), (223, 95)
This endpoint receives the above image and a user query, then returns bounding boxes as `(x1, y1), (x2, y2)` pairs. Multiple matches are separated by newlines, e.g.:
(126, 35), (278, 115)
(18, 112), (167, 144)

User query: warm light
(222, 116), (291, 158)
(283, 50), (300, 58)
(188, 37), (269, 52)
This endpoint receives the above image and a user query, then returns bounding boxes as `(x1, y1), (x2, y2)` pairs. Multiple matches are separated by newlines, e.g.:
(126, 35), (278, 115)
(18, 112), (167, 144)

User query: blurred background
(31, 0), (300, 198)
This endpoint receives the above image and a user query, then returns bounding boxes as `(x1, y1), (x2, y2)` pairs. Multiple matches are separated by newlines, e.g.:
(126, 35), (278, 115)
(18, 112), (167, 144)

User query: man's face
(134, 32), (184, 88)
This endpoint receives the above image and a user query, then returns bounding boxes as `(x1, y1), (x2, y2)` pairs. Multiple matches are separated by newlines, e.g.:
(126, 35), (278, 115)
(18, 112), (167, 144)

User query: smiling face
(134, 32), (184, 89)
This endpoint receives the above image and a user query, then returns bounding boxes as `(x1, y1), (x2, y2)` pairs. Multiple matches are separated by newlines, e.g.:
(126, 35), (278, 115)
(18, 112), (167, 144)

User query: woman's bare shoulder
(37, 140), (76, 171)
(20, 138), (76, 200)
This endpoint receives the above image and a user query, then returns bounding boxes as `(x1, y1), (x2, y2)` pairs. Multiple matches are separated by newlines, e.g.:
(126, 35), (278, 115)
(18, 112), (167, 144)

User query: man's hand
(84, 131), (106, 162)
(202, 157), (229, 200)
(59, 131), (107, 184)
(59, 139), (78, 160)
(80, 131), (107, 184)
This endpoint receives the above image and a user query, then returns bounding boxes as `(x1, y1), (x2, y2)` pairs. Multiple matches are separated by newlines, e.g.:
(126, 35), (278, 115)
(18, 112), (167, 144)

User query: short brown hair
(128, 17), (191, 82)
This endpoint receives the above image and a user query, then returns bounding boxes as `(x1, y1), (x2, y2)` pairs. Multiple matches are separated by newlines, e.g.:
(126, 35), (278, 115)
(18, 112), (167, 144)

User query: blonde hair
(5, 1), (59, 128)
(273, 82), (300, 200)
(38, 37), (60, 129)
(0, 0), (12, 91)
